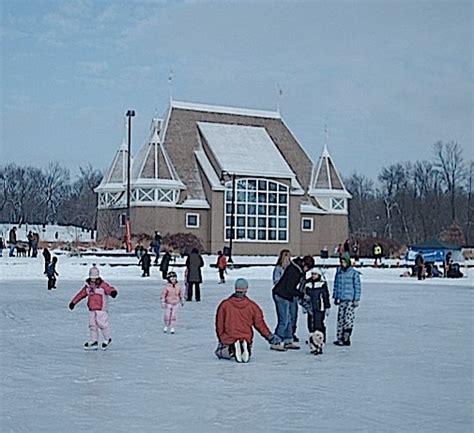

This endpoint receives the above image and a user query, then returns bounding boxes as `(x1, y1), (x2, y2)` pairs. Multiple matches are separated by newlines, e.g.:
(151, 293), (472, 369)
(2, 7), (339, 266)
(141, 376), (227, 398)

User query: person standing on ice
(272, 255), (315, 351)
(215, 278), (281, 363)
(185, 248), (204, 302)
(333, 253), (361, 347)
(161, 271), (184, 334)
(68, 266), (118, 350)
(46, 256), (59, 290)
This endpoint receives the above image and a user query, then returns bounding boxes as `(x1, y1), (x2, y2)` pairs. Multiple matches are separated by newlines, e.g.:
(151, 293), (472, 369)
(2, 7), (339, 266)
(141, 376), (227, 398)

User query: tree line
(0, 162), (102, 231)
(345, 141), (473, 246)
(1, 140), (472, 246)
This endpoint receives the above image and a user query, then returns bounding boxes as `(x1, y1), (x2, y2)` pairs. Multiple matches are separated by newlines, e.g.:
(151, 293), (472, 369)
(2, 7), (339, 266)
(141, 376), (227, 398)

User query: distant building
(95, 100), (351, 255)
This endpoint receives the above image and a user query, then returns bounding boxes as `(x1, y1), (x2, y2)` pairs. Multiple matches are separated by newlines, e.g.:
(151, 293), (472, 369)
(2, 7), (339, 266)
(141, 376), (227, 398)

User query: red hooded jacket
(215, 295), (271, 345)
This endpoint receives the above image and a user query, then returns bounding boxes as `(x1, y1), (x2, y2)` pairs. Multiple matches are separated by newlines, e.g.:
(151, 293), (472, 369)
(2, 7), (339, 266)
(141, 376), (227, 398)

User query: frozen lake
(1, 255), (473, 432)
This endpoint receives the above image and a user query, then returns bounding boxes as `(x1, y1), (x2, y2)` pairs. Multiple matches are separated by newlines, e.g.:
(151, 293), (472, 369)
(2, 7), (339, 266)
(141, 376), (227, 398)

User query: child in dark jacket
(46, 256), (59, 290)
(303, 269), (331, 342)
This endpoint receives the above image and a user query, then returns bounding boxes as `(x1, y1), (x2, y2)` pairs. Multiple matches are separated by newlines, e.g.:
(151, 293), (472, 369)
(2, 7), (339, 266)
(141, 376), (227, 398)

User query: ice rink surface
(1, 255), (473, 432)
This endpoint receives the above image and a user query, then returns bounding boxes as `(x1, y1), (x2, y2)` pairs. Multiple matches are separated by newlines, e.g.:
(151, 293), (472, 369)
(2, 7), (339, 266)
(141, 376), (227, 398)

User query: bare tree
(433, 141), (465, 222)
(41, 162), (71, 224)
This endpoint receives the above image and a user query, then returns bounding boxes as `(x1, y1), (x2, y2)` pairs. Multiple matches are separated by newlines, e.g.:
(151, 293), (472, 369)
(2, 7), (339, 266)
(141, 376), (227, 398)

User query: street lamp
(125, 109), (135, 252)
(220, 170), (236, 263)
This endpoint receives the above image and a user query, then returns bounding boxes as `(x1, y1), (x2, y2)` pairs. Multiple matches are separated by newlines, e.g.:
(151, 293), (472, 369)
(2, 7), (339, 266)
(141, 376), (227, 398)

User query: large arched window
(224, 178), (289, 242)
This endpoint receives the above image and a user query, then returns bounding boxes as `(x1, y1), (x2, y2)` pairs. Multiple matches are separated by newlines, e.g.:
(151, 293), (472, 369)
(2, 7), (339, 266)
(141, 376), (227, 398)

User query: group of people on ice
(215, 250), (361, 362)
(66, 249), (361, 361)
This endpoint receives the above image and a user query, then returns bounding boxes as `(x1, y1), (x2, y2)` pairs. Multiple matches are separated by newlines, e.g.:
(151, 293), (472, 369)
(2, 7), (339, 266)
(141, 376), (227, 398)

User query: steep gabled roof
(309, 145), (351, 198)
(161, 100), (313, 199)
(95, 139), (128, 191)
(131, 117), (183, 188)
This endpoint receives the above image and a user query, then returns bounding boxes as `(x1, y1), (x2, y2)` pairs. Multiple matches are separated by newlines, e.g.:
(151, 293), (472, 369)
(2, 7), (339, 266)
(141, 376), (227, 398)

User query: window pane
(278, 184), (287, 192)
(258, 205), (266, 215)
(258, 217), (266, 228)
(258, 230), (266, 240)
(279, 206), (287, 216)
(226, 216), (231, 226)
(237, 179), (246, 190)
(278, 218), (287, 228)
(248, 192), (256, 203)
(248, 180), (257, 190)
(269, 181), (277, 191)
(237, 204), (245, 214)
(258, 180), (267, 190)
(237, 191), (246, 202)
(248, 217), (256, 227)
(278, 230), (287, 241)
(278, 194), (287, 204)
(248, 229), (256, 240)
(248, 204), (256, 215)
(269, 230), (277, 240)
(237, 216), (245, 226)
(226, 190), (233, 201)
(237, 229), (245, 239)
(269, 193), (277, 203)
(269, 217), (276, 228)
(226, 204), (233, 213)
(258, 192), (267, 203)
(269, 205), (277, 216)
(226, 229), (232, 239)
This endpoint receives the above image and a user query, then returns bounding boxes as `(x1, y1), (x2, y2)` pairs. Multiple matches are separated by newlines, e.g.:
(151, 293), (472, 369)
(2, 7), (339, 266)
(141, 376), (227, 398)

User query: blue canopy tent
(406, 239), (463, 263)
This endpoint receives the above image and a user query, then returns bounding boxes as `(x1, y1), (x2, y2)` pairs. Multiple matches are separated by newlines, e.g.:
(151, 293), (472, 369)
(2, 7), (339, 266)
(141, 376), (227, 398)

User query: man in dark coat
(139, 250), (152, 277)
(185, 248), (204, 302)
(272, 255), (315, 350)
(8, 226), (17, 257)
(160, 250), (172, 280)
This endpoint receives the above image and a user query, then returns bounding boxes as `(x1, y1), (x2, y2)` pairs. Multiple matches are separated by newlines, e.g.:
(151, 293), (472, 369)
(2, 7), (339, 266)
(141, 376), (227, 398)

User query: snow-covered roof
(194, 150), (224, 191)
(171, 100), (280, 119)
(197, 122), (302, 191)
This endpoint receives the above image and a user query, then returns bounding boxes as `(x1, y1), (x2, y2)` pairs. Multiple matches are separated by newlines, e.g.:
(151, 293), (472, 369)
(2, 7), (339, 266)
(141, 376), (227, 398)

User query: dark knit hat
(234, 278), (249, 292)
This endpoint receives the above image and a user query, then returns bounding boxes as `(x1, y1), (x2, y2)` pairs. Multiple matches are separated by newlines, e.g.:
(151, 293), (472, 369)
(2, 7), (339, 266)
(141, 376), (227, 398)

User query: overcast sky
(1, 0), (472, 181)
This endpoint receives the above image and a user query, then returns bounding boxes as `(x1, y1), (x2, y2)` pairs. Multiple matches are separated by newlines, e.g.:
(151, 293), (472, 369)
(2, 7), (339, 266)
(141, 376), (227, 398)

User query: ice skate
(170, 328), (175, 334)
(84, 341), (98, 350)
(234, 341), (242, 362)
(163, 326), (168, 333)
(241, 340), (250, 363)
(101, 338), (112, 350)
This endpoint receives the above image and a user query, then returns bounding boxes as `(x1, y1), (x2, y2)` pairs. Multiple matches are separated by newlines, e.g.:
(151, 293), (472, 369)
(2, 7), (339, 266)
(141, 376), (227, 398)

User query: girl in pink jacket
(161, 271), (184, 334)
(68, 266), (118, 350)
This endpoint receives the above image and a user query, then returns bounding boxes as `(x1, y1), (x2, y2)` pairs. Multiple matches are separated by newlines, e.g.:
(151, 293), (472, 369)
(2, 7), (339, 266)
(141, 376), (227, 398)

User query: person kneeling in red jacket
(215, 278), (280, 363)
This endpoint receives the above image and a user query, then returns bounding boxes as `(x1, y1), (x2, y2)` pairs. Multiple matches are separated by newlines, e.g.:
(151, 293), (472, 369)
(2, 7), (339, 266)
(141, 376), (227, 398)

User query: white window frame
(301, 217), (314, 232)
(119, 213), (127, 227)
(186, 213), (200, 228)
(224, 178), (289, 243)
(331, 198), (345, 211)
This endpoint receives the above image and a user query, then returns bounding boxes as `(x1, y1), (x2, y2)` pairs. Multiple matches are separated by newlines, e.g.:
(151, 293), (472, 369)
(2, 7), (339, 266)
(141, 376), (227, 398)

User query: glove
(353, 301), (359, 308)
(334, 299), (341, 305)
(325, 309), (330, 317)
(68, 302), (75, 311)
(110, 290), (118, 299)
(267, 334), (280, 345)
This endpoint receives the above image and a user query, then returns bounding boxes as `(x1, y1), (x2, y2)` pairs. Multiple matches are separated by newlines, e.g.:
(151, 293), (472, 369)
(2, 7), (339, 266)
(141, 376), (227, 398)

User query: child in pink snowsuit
(68, 266), (118, 350)
(161, 271), (184, 334)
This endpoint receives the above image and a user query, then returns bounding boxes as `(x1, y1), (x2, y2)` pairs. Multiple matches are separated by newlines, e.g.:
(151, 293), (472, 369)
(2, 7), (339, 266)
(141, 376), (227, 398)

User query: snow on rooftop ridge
(171, 100), (281, 119)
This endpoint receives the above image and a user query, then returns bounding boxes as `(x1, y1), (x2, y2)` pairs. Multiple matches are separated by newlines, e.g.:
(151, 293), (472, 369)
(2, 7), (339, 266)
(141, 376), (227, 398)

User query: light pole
(220, 170), (236, 263)
(125, 109), (135, 252)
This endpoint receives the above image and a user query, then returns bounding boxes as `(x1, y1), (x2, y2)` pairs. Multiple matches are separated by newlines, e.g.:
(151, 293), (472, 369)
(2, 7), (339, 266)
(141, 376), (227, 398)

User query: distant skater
(139, 249), (151, 277)
(216, 250), (227, 284)
(161, 271), (184, 334)
(68, 266), (118, 350)
(46, 257), (59, 290)
(42, 247), (51, 274)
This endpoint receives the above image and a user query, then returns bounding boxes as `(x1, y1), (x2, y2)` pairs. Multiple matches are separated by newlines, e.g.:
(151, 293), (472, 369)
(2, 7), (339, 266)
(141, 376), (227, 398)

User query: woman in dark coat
(185, 248), (204, 302)
(160, 250), (172, 280)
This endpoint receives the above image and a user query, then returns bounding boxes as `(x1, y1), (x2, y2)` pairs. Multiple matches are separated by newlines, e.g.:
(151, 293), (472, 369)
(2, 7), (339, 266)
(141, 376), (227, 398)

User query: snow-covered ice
(1, 254), (472, 432)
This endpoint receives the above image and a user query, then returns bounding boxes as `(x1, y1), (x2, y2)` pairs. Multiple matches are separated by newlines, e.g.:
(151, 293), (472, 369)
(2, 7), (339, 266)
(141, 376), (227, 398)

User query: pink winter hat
(89, 266), (100, 279)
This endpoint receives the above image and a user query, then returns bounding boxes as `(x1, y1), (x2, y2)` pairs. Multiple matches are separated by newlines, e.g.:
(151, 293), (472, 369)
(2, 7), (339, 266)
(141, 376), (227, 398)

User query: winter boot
(170, 328), (175, 334)
(241, 340), (250, 363)
(163, 326), (168, 333)
(270, 342), (287, 352)
(101, 338), (112, 350)
(234, 341), (242, 362)
(84, 341), (98, 350)
(333, 340), (345, 346)
(284, 342), (301, 350)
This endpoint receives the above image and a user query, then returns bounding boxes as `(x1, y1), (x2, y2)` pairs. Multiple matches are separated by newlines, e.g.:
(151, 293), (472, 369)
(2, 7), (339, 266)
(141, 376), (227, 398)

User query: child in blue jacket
(333, 253), (361, 346)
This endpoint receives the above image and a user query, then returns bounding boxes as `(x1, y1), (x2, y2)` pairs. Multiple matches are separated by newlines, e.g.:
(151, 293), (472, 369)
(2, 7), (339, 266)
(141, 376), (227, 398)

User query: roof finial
(323, 124), (329, 156)
(276, 83), (283, 114)
(168, 69), (173, 102)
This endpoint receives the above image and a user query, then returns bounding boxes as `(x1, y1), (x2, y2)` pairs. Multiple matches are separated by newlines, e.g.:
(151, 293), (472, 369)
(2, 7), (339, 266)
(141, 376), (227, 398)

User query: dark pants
(218, 269), (225, 282)
(187, 282), (201, 301)
(307, 312), (326, 342)
(44, 260), (50, 274)
(142, 267), (150, 277)
(417, 265), (425, 280)
(47, 276), (56, 290)
(289, 297), (299, 337)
